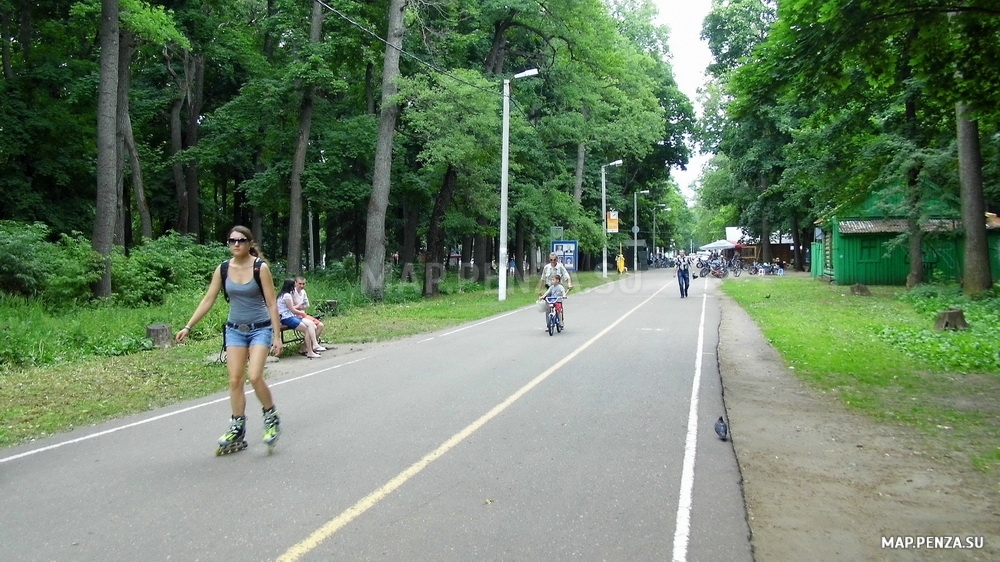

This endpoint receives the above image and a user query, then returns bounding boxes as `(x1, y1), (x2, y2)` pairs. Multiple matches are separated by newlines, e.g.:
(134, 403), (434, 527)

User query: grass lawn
(3, 270), (998, 473)
(0, 273), (595, 448)
(722, 275), (1000, 471)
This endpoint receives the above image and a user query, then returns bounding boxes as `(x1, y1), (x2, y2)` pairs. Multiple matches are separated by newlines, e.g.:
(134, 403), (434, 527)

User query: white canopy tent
(699, 239), (736, 251)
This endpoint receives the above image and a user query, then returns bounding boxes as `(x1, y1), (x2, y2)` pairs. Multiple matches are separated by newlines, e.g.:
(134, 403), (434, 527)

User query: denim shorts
(225, 324), (274, 348)
(281, 316), (303, 329)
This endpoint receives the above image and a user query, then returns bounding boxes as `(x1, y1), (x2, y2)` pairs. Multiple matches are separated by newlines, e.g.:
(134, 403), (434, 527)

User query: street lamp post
(633, 190), (649, 272)
(499, 68), (539, 301)
(600, 159), (623, 279)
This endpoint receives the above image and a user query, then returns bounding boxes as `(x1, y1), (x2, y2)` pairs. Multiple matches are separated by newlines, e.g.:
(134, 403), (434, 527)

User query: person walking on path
(175, 225), (283, 454)
(676, 249), (692, 298)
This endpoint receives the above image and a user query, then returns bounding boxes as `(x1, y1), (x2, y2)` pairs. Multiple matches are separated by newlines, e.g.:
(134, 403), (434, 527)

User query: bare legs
(225, 344), (274, 416)
(295, 320), (321, 357)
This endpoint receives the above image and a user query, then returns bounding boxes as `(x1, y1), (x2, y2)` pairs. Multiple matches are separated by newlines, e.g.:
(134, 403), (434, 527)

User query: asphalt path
(0, 269), (752, 562)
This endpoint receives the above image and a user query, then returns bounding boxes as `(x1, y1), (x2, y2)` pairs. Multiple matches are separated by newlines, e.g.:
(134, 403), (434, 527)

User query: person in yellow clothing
(616, 252), (627, 275)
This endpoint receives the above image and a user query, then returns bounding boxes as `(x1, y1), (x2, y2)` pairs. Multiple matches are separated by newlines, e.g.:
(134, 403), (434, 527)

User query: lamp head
(610, 159), (623, 167)
(513, 68), (539, 79)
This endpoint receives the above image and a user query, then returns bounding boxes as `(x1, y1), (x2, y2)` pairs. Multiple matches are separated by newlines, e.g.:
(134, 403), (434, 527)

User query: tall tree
(956, 102), (991, 294)
(362, 0), (405, 299)
(92, 0), (119, 298)
(287, 0), (326, 275)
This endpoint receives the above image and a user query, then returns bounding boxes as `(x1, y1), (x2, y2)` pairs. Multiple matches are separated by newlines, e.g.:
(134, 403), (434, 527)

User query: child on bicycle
(539, 274), (568, 325)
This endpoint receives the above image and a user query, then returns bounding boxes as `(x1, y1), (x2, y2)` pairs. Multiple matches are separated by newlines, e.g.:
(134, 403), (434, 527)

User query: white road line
(0, 357), (369, 465)
(1, 304), (529, 465)
(276, 281), (672, 562)
(672, 289), (709, 561)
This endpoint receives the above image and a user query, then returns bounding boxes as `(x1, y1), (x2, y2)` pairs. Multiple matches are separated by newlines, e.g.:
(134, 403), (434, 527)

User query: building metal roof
(838, 218), (964, 234)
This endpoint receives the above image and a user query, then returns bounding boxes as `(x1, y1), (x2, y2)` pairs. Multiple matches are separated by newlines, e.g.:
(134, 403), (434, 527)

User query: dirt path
(718, 294), (999, 561)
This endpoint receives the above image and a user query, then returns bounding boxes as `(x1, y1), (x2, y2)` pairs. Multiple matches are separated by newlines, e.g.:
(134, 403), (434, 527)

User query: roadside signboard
(607, 211), (619, 233)
(551, 240), (578, 271)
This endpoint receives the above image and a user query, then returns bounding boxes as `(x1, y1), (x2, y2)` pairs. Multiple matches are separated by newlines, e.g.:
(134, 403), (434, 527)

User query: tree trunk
(790, 210), (802, 271)
(123, 112), (152, 238)
(287, 1), (325, 276)
(485, 16), (513, 75)
(956, 102), (991, 295)
(92, 0), (119, 298)
(1, 10), (13, 80)
(514, 216), (525, 280)
(169, 96), (187, 232)
(362, 0), (405, 300)
(424, 165), (458, 295)
(901, 40), (924, 289)
(365, 62), (375, 114)
(401, 203), (418, 280)
(114, 29), (136, 248)
(184, 54), (204, 241)
(460, 235), (473, 280)
(905, 203), (923, 288)
(573, 142), (585, 203)
(474, 219), (490, 283)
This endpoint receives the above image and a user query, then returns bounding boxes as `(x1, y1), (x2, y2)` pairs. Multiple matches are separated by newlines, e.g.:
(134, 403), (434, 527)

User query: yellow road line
(277, 282), (669, 561)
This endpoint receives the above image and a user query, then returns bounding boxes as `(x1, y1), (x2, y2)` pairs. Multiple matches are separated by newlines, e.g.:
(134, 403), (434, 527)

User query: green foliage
(880, 283), (1000, 372)
(0, 221), (103, 305)
(43, 232), (106, 306)
(110, 233), (229, 307)
(0, 221), (53, 296)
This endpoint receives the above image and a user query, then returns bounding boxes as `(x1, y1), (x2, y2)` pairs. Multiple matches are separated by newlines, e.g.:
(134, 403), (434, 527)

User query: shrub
(43, 232), (105, 306)
(0, 221), (104, 307)
(111, 233), (228, 306)
(0, 221), (53, 296)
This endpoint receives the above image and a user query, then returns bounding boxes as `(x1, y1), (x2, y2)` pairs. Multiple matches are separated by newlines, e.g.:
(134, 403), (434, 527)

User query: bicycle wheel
(732, 266), (741, 277)
(547, 313), (554, 336)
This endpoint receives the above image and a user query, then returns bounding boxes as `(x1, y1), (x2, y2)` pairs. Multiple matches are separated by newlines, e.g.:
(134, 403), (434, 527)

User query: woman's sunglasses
(227, 237), (249, 246)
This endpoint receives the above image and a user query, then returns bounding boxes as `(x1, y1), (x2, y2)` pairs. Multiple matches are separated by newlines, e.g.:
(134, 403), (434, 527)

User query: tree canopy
(1, 0), (695, 297)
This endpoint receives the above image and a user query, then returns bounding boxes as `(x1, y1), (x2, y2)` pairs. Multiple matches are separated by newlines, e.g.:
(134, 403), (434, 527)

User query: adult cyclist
(538, 252), (573, 292)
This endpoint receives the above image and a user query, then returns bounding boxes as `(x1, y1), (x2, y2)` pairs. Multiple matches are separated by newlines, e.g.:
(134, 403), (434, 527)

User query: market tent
(699, 239), (736, 251)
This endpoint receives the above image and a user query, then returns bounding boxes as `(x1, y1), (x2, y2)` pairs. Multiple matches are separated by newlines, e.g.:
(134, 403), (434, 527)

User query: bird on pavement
(715, 416), (729, 441)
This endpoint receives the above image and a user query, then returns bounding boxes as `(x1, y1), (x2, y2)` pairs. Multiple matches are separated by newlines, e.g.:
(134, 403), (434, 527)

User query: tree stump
(146, 323), (173, 348)
(324, 300), (339, 315)
(850, 283), (872, 296)
(934, 308), (969, 331)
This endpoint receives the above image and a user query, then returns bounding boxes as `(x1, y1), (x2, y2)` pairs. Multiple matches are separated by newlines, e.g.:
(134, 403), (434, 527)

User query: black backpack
(219, 258), (265, 302)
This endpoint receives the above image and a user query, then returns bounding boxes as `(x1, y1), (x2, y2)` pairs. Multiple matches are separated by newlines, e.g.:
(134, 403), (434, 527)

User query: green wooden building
(812, 214), (1000, 286)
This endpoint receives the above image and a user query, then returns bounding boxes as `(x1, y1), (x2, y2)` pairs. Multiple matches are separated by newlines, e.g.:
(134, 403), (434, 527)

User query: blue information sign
(550, 240), (578, 272)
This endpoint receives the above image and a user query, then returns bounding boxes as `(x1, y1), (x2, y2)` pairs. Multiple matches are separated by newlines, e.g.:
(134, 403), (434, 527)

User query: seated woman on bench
(277, 278), (324, 358)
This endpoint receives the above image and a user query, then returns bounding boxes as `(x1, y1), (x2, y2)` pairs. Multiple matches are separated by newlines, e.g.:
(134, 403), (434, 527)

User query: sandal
(313, 346), (327, 352)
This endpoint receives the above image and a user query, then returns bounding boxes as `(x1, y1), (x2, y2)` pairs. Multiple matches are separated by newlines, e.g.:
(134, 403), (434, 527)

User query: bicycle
(544, 295), (564, 336)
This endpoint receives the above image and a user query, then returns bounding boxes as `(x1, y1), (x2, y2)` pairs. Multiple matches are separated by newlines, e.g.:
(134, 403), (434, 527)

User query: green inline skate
(215, 415), (248, 456)
(262, 407), (280, 454)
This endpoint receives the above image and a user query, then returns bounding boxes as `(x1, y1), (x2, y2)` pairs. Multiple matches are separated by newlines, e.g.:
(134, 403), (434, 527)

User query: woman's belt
(225, 320), (271, 332)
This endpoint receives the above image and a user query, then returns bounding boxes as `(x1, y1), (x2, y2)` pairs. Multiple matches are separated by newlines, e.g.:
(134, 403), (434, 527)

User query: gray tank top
(226, 277), (269, 325)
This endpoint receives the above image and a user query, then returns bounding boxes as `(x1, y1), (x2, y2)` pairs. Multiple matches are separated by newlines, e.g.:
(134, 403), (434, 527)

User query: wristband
(183, 325), (192, 332)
